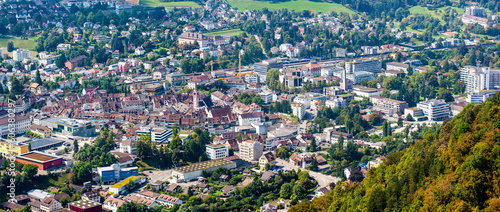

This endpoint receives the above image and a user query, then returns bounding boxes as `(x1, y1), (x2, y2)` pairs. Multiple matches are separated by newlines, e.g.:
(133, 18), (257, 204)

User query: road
(275, 158), (340, 187)
(254, 35), (268, 59)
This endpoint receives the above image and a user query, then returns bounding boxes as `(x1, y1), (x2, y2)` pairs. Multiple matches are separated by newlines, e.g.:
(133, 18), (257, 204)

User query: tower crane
(84, 86), (99, 113)
(206, 60), (231, 77)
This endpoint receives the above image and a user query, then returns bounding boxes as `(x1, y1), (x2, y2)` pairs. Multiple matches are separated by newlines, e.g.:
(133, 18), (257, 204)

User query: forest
(289, 92), (500, 211)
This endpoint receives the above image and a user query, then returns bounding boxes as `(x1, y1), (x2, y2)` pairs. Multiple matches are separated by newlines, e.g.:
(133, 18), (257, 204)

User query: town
(0, 0), (499, 211)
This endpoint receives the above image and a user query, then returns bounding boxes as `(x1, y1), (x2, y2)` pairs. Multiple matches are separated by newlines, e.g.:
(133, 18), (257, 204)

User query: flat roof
(69, 199), (101, 209)
(111, 176), (139, 188)
(17, 151), (61, 163)
(173, 158), (234, 174)
(30, 138), (65, 150)
(45, 117), (91, 128)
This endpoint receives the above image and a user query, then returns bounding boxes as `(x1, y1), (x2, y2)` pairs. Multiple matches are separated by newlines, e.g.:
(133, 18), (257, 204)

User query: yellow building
(30, 124), (53, 138)
(0, 141), (29, 155)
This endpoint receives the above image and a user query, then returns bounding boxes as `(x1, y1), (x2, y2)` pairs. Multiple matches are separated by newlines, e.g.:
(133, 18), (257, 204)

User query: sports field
(141, 0), (201, 8)
(228, 0), (355, 14)
(205, 29), (244, 36)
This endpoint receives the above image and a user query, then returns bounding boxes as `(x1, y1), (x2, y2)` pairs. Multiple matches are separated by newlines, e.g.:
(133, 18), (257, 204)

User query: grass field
(141, 0), (201, 8)
(0, 37), (37, 50)
(228, 0), (355, 14)
(205, 29), (244, 36)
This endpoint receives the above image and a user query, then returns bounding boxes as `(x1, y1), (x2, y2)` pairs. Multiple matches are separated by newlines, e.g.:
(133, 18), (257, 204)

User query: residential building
(239, 140), (264, 161)
(462, 14), (493, 27)
(103, 197), (125, 212)
(30, 124), (52, 138)
(244, 72), (260, 84)
(40, 197), (62, 212)
(178, 32), (210, 48)
(466, 6), (485, 17)
(82, 191), (101, 203)
(13, 49), (30, 62)
(156, 194), (182, 207)
(238, 112), (263, 126)
(373, 98), (409, 113)
(417, 99), (452, 121)
(259, 152), (276, 170)
(467, 90), (499, 104)
(291, 103), (306, 120)
(345, 59), (382, 74)
(97, 164), (139, 184)
(386, 62), (409, 73)
(206, 144), (229, 160)
(460, 66), (500, 93)
(171, 158), (236, 182)
(0, 114), (30, 137)
(65, 55), (87, 70)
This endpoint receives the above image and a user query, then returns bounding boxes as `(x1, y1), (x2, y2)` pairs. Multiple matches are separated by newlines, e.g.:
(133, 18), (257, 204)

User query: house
(239, 178), (254, 187)
(261, 204), (278, 212)
(103, 197), (125, 212)
(167, 183), (182, 192)
(315, 187), (330, 197)
(82, 191), (101, 203)
(156, 194), (182, 208)
(221, 185), (234, 196)
(40, 197), (62, 212)
(135, 47), (145, 55)
(259, 152), (276, 170)
(261, 171), (275, 182)
(150, 180), (166, 190)
(289, 153), (313, 169)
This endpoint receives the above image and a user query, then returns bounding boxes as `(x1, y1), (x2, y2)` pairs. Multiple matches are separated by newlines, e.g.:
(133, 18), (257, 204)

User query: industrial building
(29, 138), (65, 151)
(41, 117), (96, 137)
(108, 176), (142, 195)
(97, 164), (139, 184)
(171, 158), (236, 182)
(69, 199), (102, 212)
(16, 151), (63, 170)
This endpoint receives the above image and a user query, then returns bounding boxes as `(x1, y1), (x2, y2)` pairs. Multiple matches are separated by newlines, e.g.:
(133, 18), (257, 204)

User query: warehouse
(29, 138), (65, 151)
(171, 158), (236, 182)
(16, 151), (63, 170)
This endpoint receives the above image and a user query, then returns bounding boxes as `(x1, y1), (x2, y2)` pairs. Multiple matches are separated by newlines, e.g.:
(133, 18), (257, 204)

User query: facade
(97, 164), (139, 184)
(0, 140), (28, 155)
(30, 124), (53, 138)
(373, 98), (409, 113)
(466, 6), (485, 16)
(171, 158), (236, 182)
(0, 115), (30, 137)
(239, 140), (264, 161)
(460, 66), (500, 93)
(156, 194), (183, 208)
(69, 199), (102, 212)
(16, 151), (63, 170)
(13, 49), (30, 62)
(404, 108), (427, 121)
(417, 99), (452, 121)
(206, 144), (229, 160)
(65, 55), (87, 70)
(103, 197), (125, 212)
(41, 117), (96, 137)
(238, 112), (263, 126)
(178, 32), (210, 48)
(386, 62), (409, 73)
(108, 176), (142, 195)
(345, 59), (382, 74)
(291, 103), (306, 120)
(259, 152), (276, 170)
(40, 197), (62, 212)
(254, 60), (283, 79)
(346, 71), (375, 84)
(467, 90), (499, 104)
(151, 129), (171, 144)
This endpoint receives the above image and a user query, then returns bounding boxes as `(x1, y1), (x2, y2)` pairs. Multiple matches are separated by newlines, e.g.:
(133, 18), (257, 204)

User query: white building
(152, 129), (172, 144)
(56, 44), (72, 51)
(416, 99), (452, 121)
(13, 49), (30, 62)
(345, 59), (382, 74)
(291, 103), (305, 120)
(259, 91), (275, 104)
(460, 66), (500, 93)
(103, 197), (125, 212)
(0, 115), (30, 137)
(467, 90), (499, 104)
(206, 144), (229, 160)
(325, 98), (347, 109)
(238, 112), (263, 126)
(239, 140), (264, 161)
(466, 6), (485, 17)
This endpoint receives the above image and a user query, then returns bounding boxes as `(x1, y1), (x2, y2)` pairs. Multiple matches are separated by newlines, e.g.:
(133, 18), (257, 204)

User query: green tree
(10, 77), (24, 95)
(22, 164), (38, 180)
(35, 70), (42, 85)
(73, 139), (79, 155)
(56, 54), (66, 69)
(406, 114), (414, 121)
(7, 41), (14, 52)
(308, 137), (317, 152)
(398, 117), (403, 127)
(338, 133), (344, 150)
(265, 163), (270, 171)
(280, 183), (292, 199)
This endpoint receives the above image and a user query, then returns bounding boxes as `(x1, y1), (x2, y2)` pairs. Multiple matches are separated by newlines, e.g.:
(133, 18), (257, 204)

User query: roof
(29, 139), (65, 150)
(0, 114), (28, 125)
(221, 185), (234, 195)
(173, 158), (235, 174)
(239, 178), (254, 187)
(103, 197), (125, 208)
(110, 176), (139, 188)
(17, 151), (62, 163)
(138, 190), (160, 198)
(157, 194), (180, 203)
(54, 193), (70, 201)
(69, 199), (101, 209)
(261, 152), (276, 163)
(261, 171), (274, 181)
(315, 156), (327, 164)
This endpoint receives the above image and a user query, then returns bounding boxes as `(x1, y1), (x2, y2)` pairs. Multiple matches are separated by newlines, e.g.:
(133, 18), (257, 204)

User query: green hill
(290, 93), (500, 211)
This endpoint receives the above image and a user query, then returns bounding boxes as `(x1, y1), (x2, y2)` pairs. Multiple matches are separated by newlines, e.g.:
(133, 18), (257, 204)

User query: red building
(16, 151), (63, 170)
(69, 199), (102, 212)
(65, 55), (87, 70)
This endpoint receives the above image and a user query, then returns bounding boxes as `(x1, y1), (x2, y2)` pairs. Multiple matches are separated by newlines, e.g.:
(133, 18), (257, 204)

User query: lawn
(0, 37), (37, 50)
(141, 0), (201, 8)
(228, 0), (355, 14)
(205, 29), (244, 36)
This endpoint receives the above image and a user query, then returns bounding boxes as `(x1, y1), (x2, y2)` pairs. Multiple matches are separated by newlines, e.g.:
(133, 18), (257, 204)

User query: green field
(205, 29), (244, 36)
(0, 37), (37, 50)
(228, 0), (355, 14)
(141, 0), (201, 8)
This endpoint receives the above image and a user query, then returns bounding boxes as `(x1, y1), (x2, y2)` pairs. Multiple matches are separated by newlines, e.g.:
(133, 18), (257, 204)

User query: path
(254, 34), (268, 59)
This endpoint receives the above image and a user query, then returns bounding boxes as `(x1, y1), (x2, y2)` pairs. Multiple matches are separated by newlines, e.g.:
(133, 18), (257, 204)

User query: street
(275, 158), (340, 187)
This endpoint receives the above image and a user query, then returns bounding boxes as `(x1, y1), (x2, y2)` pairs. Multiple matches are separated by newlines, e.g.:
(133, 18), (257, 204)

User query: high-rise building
(465, 6), (485, 17)
(206, 144), (229, 160)
(253, 59), (283, 79)
(345, 59), (382, 74)
(239, 140), (264, 161)
(291, 103), (305, 120)
(416, 99), (452, 121)
(460, 66), (500, 93)
(13, 49), (30, 62)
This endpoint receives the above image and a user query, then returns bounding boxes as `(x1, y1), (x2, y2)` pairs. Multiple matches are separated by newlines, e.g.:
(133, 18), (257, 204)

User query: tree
(265, 163), (270, 171)
(22, 164), (38, 180)
(28, 143), (31, 151)
(398, 117), (403, 127)
(293, 184), (307, 199)
(406, 114), (414, 121)
(338, 133), (344, 150)
(56, 54), (66, 69)
(280, 183), (292, 199)
(70, 162), (92, 184)
(348, 167), (364, 182)
(126, 178), (134, 191)
(7, 41), (14, 52)
(10, 77), (24, 95)
(308, 137), (317, 152)
(35, 70), (42, 85)
(73, 140), (79, 155)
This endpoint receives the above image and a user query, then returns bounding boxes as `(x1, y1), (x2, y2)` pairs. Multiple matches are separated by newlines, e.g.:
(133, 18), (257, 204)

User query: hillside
(290, 93), (500, 211)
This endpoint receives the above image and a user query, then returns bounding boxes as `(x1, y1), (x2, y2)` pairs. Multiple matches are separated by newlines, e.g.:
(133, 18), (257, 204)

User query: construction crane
(206, 60), (231, 77)
(83, 86), (99, 113)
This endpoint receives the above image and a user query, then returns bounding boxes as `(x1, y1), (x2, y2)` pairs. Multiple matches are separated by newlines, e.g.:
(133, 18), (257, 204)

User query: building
(41, 117), (96, 137)
(69, 199), (102, 212)
(373, 98), (409, 113)
(40, 197), (62, 212)
(13, 49), (30, 62)
(0, 114), (30, 137)
(156, 194), (183, 208)
(108, 176), (142, 195)
(266, 127), (298, 150)
(289, 153), (313, 169)
(346, 71), (375, 84)
(171, 158), (236, 182)
(0, 140), (28, 155)
(103, 197), (125, 212)
(291, 103), (306, 120)
(259, 152), (276, 170)
(460, 66), (500, 93)
(16, 151), (63, 170)
(466, 6), (485, 17)
(238, 112), (263, 126)
(254, 60), (283, 79)
(386, 62), (409, 73)
(30, 124), (53, 138)
(65, 55), (87, 70)
(467, 90), (499, 104)
(178, 32), (210, 48)
(404, 108), (427, 121)
(244, 72), (260, 84)
(345, 59), (382, 74)
(28, 189), (54, 201)
(259, 91), (275, 104)
(462, 14), (493, 27)
(151, 129), (172, 144)
(206, 144), (229, 160)
(82, 191), (101, 203)
(97, 164), (139, 184)
(417, 99), (452, 121)
(29, 138), (65, 151)
(239, 140), (264, 161)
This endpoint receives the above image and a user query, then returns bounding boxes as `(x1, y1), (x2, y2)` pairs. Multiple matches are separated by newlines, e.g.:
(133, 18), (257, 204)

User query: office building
(41, 117), (96, 137)
(206, 144), (229, 160)
(404, 108), (427, 121)
(417, 99), (452, 121)
(467, 90), (499, 104)
(239, 140), (264, 161)
(13, 49), (30, 62)
(254, 59), (283, 79)
(97, 164), (139, 184)
(345, 59), (382, 74)
(291, 103), (306, 120)
(0, 140), (29, 155)
(151, 129), (172, 144)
